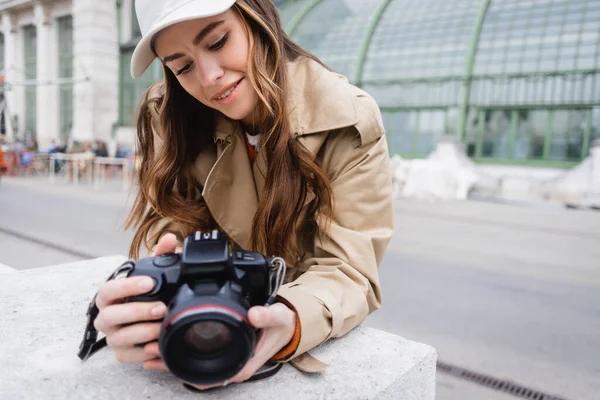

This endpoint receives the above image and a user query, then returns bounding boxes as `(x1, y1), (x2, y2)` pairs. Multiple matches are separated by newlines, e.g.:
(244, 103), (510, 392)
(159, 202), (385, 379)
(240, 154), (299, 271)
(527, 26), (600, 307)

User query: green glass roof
(290, 0), (384, 80)
(363, 0), (480, 82)
(277, 0), (313, 29)
(277, 0), (600, 108)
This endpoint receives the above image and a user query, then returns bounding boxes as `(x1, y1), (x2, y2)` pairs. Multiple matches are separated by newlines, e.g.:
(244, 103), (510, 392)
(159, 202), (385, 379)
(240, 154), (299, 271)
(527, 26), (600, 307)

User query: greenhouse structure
(120, 0), (600, 169)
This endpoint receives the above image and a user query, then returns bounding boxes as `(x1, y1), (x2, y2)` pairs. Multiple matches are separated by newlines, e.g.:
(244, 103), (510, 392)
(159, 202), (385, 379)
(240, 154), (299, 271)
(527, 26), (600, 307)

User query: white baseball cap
(131, 0), (237, 79)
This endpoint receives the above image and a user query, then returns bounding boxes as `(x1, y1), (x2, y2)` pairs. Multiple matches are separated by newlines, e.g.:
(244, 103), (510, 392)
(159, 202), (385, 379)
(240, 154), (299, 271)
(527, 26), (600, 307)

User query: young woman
(93, 0), (394, 390)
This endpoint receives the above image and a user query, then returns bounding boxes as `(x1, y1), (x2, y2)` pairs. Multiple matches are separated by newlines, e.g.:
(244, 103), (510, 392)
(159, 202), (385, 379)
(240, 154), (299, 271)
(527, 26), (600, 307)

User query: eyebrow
(162, 20), (225, 65)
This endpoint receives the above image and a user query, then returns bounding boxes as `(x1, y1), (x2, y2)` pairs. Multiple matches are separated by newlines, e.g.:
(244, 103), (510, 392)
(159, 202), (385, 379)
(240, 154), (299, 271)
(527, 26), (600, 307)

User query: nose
(194, 55), (224, 94)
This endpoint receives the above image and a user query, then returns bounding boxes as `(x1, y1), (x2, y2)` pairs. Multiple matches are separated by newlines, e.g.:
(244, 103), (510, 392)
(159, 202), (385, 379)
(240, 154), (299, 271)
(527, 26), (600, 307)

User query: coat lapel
(200, 114), (259, 250)
(191, 58), (361, 250)
(252, 148), (268, 198)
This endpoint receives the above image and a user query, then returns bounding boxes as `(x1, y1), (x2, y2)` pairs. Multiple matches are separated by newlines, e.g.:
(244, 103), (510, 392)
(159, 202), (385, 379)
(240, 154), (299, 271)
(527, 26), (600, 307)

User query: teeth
(217, 84), (237, 100)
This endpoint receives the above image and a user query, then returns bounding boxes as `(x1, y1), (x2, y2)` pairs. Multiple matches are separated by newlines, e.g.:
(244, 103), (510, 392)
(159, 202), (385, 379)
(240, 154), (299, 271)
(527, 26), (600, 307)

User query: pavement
(1, 175), (599, 400)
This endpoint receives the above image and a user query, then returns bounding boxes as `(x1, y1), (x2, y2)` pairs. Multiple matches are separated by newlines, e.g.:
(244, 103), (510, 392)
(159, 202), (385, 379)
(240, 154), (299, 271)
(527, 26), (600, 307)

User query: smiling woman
(151, 12), (257, 123)
(95, 0), (394, 392)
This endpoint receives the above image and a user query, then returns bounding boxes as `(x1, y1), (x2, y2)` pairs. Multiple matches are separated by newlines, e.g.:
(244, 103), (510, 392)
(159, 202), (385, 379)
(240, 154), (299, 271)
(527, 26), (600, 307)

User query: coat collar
(194, 57), (358, 249)
(286, 57), (358, 136)
(209, 57), (359, 139)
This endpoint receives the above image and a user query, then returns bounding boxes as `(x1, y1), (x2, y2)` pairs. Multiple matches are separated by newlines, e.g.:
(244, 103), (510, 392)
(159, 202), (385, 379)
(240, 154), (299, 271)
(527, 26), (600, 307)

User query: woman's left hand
(143, 302), (297, 390)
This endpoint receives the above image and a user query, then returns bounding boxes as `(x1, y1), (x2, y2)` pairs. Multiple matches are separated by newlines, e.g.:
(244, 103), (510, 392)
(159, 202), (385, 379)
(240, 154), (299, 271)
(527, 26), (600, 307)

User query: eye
(175, 63), (192, 76)
(209, 33), (228, 51)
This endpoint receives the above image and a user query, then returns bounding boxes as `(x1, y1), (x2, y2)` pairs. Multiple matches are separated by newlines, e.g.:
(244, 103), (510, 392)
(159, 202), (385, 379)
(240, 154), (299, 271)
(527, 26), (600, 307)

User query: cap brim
(130, 0), (237, 79)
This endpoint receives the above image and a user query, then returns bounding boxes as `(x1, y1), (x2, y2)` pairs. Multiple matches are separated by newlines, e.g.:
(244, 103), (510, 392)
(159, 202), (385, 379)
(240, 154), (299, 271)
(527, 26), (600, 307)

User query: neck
(240, 121), (260, 136)
(240, 106), (261, 136)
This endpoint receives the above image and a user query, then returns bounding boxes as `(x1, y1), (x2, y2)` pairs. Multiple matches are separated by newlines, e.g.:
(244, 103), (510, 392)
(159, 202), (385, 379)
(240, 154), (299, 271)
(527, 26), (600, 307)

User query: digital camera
(123, 230), (284, 385)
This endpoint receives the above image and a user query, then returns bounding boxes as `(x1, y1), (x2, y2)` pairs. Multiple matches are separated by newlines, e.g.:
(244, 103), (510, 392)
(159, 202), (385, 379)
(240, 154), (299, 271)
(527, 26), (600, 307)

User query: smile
(215, 78), (243, 101)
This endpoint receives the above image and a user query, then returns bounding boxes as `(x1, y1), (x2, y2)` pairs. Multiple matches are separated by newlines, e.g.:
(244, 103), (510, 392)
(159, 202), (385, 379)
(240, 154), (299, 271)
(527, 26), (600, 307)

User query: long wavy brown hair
(124, 0), (333, 261)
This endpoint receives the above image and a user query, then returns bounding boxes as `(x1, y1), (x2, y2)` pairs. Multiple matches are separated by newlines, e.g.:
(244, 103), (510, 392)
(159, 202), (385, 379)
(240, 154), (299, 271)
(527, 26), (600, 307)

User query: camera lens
(159, 284), (257, 385)
(184, 321), (232, 356)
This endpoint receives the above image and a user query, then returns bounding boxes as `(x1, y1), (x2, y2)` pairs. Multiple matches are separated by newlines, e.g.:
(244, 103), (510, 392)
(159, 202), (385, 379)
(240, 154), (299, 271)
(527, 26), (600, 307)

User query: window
(0, 33), (4, 73)
(383, 109), (447, 156)
(120, 50), (162, 125)
(364, 0), (479, 84)
(471, 0), (600, 106)
(469, 108), (591, 162)
(417, 110), (446, 154)
(548, 110), (587, 161)
(590, 107), (600, 156)
(382, 111), (418, 155)
(278, 0), (313, 29)
(132, 1), (142, 38)
(57, 15), (74, 142)
(291, 0), (383, 80)
(23, 24), (37, 139)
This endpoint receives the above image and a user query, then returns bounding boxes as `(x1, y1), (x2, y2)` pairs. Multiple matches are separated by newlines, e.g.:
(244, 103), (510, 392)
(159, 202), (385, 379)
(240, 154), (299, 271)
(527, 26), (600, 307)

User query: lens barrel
(158, 288), (256, 385)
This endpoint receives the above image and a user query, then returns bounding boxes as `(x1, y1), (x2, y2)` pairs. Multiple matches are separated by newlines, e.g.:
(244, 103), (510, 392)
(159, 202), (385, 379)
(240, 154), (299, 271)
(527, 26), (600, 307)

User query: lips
(213, 78), (243, 101)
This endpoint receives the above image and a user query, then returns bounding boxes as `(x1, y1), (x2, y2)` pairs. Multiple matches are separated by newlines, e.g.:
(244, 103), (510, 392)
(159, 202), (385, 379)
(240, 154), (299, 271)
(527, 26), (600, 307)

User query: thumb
(152, 233), (179, 256)
(249, 303), (294, 329)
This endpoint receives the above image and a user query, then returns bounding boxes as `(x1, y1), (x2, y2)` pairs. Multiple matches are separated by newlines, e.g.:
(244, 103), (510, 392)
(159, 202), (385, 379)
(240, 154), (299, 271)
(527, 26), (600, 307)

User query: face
(153, 9), (259, 125)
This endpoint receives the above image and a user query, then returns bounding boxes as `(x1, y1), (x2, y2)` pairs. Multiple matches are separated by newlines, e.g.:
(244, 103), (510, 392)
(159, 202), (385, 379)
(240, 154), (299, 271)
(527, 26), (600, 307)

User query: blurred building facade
(2, 0), (598, 174)
(0, 0), (118, 150)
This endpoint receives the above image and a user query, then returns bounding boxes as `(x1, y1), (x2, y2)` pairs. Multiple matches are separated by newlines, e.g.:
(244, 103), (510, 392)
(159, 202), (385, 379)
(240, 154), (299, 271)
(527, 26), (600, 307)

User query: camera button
(231, 282), (243, 294)
(153, 254), (179, 267)
(235, 251), (243, 260)
(148, 278), (159, 294)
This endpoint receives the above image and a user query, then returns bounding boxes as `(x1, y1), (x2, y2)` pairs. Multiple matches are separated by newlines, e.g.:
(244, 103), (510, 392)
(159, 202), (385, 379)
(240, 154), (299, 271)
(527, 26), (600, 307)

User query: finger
(113, 347), (159, 364)
(143, 359), (169, 371)
(227, 330), (275, 384)
(144, 341), (160, 357)
(250, 327), (269, 360)
(249, 303), (295, 329)
(96, 276), (156, 309)
(94, 302), (166, 333)
(232, 333), (290, 385)
(152, 233), (179, 256)
(106, 322), (162, 349)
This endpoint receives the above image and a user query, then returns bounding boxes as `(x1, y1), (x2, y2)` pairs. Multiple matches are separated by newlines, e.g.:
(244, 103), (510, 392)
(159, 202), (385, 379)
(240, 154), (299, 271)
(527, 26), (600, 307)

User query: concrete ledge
(0, 256), (437, 399)
(0, 262), (16, 273)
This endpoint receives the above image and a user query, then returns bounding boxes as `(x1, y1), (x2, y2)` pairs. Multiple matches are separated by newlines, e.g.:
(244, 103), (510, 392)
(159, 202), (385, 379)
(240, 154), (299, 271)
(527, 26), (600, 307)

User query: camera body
(125, 230), (275, 385)
(128, 230), (271, 306)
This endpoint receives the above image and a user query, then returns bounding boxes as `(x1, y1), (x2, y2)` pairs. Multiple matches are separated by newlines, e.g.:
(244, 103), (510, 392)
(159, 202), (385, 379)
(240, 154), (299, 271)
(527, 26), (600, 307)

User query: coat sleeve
(275, 98), (395, 360)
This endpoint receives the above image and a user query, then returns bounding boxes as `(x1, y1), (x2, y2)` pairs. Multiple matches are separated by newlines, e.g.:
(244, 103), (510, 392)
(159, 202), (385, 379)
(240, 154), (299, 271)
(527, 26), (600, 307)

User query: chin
(223, 107), (254, 122)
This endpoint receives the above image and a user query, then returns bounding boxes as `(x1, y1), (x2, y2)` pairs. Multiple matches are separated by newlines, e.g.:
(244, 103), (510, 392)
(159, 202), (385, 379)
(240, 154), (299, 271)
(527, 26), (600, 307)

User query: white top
(246, 132), (261, 151)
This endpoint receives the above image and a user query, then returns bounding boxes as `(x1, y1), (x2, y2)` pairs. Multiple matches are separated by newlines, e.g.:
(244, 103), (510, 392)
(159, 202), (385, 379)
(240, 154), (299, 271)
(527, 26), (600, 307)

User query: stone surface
(0, 262), (16, 273)
(0, 256), (437, 400)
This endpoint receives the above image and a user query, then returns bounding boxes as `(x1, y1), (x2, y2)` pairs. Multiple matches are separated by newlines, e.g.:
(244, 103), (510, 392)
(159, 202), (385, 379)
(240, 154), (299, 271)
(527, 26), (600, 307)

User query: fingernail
(152, 303), (167, 316)
(139, 278), (154, 290)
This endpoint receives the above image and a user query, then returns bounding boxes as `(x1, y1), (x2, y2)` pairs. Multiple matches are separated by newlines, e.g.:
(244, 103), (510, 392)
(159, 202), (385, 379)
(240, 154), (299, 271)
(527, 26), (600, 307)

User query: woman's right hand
(93, 234), (180, 365)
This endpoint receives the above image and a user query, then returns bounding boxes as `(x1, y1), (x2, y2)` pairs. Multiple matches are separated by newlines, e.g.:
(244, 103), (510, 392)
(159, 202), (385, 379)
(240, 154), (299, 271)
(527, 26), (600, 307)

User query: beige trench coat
(144, 57), (394, 372)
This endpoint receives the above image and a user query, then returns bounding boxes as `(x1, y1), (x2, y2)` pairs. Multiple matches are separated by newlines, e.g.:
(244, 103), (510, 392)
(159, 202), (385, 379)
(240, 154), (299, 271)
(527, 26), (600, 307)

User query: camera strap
(77, 261), (135, 361)
(77, 294), (106, 361)
(182, 362), (283, 392)
(266, 257), (287, 305)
